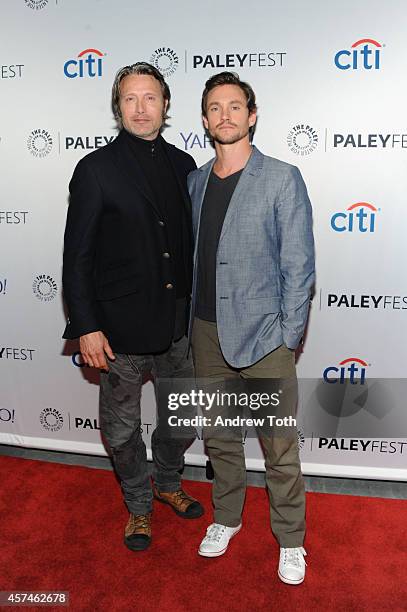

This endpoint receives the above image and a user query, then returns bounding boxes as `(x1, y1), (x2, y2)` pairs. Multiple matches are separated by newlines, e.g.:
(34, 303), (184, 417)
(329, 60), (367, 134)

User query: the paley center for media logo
(39, 407), (64, 432)
(25, 0), (48, 9)
(150, 47), (179, 77)
(64, 48), (105, 79)
(330, 202), (379, 233)
(32, 274), (57, 302)
(287, 124), (318, 156)
(334, 38), (383, 70)
(323, 357), (370, 384)
(27, 129), (53, 158)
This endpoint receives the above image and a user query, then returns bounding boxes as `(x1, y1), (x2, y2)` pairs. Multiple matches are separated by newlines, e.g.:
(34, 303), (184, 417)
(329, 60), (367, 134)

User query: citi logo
(334, 38), (383, 70)
(330, 202), (379, 233)
(64, 49), (105, 79)
(323, 357), (369, 384)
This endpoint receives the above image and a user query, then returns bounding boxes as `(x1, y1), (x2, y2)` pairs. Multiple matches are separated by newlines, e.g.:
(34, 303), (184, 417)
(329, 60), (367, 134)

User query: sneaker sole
(277, 570), (304, 585)
(154, 496), (204, 519)
(198, 524), (242, 557)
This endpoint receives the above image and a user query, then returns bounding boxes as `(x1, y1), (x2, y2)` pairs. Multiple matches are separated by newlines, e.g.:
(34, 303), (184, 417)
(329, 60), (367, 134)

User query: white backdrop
(1, 0), (406, 480)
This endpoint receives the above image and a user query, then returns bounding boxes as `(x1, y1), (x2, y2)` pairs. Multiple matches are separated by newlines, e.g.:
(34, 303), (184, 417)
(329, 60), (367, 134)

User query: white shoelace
(281, 547), (307, 567)
(205, 524), (227, 543)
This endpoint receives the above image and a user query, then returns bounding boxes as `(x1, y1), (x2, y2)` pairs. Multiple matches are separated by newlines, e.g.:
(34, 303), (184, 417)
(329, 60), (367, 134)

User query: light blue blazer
(188, 146), (315, 368)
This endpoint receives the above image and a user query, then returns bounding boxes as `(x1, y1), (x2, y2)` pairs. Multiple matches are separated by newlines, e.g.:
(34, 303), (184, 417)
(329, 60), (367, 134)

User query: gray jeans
(99, 336), (194, 515)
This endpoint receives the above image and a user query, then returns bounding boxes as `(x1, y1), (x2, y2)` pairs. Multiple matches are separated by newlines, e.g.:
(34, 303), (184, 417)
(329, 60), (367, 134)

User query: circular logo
(25, 0), (49, 9)
(150, 47), (179, 78)
(0, 408), (14, 423)
(287, 124), (318, 156)
(297, 428), (305, 450)
(32, 274), (58, 301)
(40, 407), (63, 432)
(27, 129), (53, 158)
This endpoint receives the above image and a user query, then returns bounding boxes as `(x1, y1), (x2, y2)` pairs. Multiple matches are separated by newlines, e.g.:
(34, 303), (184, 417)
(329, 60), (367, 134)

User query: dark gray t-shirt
(196, 169), (243, 322)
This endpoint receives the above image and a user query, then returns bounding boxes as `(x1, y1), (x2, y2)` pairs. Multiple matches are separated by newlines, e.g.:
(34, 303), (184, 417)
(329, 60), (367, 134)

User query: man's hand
(79, 331), (115, 370)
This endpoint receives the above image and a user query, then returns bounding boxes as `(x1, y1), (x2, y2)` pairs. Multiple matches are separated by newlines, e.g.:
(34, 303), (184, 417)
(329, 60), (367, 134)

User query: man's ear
(202, 114), (209, 130)
(249, 109), (257, 128)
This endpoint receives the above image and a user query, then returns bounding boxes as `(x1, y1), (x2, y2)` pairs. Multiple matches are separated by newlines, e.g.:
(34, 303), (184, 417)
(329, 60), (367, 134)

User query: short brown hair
(201, 71), (257, 117)
(111, 62), (171, 127)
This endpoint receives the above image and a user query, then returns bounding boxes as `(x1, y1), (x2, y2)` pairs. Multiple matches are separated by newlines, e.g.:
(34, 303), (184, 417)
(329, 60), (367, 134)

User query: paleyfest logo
(150, 47), (179, 77)
(287, 124), (318, 156)
(27, 129), (53, 158)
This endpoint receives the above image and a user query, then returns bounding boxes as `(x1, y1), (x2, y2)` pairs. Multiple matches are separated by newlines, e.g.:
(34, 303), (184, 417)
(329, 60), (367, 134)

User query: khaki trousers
(192, 317), (305, 547)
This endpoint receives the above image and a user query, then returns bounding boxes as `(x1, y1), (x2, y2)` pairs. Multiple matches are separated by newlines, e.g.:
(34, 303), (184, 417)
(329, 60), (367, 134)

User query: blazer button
(165, 283), (174, 290)
(163, 252), (170, 258)
(158, 220), (165, 226)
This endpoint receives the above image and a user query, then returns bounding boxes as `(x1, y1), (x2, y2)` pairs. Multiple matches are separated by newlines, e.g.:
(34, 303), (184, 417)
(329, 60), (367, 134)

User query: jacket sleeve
(276, 165), (315, 349)
(62, 157), (103, 339)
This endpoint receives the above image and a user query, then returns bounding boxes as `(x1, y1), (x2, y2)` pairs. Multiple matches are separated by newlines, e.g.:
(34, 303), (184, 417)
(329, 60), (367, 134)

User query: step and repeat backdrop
(1, 0), (406, 480)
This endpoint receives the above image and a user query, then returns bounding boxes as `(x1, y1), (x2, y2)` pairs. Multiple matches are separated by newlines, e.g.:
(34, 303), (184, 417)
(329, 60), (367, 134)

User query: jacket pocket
(96, 262), (141, 300)
(244, 296), (281, 314)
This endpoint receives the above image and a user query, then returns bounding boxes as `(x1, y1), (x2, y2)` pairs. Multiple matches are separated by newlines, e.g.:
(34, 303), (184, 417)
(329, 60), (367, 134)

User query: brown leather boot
(153, 486), (204, 519)
(124, 513), (152, 551)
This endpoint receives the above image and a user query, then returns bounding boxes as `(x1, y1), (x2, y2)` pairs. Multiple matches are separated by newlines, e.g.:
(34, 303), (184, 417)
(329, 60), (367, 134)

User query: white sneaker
(198, 523), (242, 557)
(278, 547), (307, 585)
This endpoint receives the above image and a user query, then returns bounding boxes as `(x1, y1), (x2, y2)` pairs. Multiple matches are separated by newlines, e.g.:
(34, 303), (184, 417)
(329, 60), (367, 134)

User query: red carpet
(1, 455), (406, 611)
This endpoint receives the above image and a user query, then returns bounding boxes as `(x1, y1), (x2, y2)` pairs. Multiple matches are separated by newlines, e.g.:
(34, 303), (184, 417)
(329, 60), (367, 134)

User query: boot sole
(124, 537), (151, 552)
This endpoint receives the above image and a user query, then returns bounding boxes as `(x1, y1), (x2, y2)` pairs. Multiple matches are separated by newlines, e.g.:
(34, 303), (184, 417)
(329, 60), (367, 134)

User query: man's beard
(212, 125), (250, 145)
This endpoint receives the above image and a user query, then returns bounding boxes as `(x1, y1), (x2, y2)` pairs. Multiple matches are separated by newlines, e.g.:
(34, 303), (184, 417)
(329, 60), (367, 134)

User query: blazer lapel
(193, 158), (215, 238)
(219, 146), (264, 243)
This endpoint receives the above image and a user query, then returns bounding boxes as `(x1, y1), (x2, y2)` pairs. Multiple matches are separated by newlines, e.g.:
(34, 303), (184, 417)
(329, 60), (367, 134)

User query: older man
(62, 62), (203, 552)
